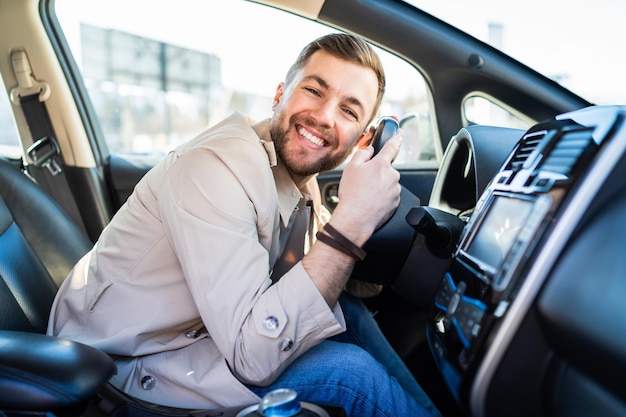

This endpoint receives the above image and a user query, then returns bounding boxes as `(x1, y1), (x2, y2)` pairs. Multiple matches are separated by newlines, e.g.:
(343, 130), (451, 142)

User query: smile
(298, 126), (327, 147)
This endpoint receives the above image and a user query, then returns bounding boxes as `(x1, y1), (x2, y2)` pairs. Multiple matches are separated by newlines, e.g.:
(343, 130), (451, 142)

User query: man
(48, 33), (439, 417)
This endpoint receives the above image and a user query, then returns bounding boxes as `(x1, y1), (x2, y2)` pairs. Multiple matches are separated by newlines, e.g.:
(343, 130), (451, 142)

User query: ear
(272, 82), (285, 111)
(356, 125), (375, 150)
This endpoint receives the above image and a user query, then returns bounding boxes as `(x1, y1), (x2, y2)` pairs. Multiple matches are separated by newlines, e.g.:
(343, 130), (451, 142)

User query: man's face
(270, 50), (379, 182)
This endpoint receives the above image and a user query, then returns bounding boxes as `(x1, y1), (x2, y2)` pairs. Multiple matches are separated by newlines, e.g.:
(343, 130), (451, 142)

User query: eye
(304, 86), (321, 97)
(342, 107), (359, 121)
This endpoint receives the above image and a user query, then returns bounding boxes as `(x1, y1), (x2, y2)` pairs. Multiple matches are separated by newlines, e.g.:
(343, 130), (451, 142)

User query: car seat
(0, 157), (266, 417)
(0, 157), (93, 332)
(0, 156), (117, 413)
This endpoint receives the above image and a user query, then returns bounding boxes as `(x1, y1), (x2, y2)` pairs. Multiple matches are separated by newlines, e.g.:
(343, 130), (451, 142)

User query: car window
(405, 0), (626, 107)
(464, 95), (533, 130)
(54, 0), (439, 169)
(0, 72), (22, 159)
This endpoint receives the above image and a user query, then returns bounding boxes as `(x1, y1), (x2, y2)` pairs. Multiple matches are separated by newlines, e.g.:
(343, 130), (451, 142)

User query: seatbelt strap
(270, 197), (313, 283)
(10, 48), (86, 231)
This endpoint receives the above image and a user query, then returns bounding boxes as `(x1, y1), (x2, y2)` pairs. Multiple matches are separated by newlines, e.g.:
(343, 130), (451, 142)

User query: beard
(270, 113), (355, 177)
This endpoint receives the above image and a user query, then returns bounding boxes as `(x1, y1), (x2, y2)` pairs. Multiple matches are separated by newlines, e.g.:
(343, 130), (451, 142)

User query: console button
(454, 296), (487, 348)
(434, 273), (456, 311)
(434, 273), (487, 348)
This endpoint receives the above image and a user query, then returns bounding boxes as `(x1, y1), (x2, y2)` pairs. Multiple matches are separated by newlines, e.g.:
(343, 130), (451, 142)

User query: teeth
(298, 127), (325, 147)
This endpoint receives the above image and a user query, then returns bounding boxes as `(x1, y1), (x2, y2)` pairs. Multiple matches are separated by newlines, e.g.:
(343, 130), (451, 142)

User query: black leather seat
(0, 157), (93, 332)
(0, 157), (332, 417)
(0, 157), (116, 411)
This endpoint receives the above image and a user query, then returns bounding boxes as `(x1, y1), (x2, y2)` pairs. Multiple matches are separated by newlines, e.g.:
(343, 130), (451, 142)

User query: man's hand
(329, 133), (402, 246)
(302, 130), (402, 307)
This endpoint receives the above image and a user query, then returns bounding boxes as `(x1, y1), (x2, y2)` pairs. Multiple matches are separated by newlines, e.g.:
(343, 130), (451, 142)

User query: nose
(310, 99), (335, 128)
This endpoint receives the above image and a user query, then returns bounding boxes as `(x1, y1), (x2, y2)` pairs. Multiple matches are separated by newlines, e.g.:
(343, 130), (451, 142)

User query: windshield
(405, 0), (626, 106)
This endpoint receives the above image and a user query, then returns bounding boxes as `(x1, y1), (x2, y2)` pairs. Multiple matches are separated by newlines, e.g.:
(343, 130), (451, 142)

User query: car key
(370, 116), (399, 156)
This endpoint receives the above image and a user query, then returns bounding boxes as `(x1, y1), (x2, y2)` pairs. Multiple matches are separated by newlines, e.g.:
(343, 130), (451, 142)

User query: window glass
(0, 73), (22, 159)
(464, 95), (532, 130)
(405, 0), (626, 106)
(54, 0), (438, 168)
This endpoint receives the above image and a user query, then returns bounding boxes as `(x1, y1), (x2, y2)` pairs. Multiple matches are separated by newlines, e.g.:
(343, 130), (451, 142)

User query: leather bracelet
(316, 223), (366, 261)
(316, 232), (355, 259)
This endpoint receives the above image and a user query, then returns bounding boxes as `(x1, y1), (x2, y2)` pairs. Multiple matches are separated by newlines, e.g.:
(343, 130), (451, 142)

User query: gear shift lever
(405, 206), (465, 258)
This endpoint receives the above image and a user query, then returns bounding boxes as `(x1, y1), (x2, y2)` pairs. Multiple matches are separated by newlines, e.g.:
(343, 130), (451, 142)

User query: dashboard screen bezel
(459, 193), (537, 278)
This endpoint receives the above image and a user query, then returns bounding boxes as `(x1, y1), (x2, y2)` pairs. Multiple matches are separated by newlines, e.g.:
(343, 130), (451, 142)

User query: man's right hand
(328, 133), (402, 247)
(302, 133), (402, 307)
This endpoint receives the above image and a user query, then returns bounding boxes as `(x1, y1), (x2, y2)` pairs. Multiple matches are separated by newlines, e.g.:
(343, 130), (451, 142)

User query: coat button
(186, 329), (199, 338)
(264, 316), (279, 331)
(141, 375), (156, 390)
(279, 338), (294, 351)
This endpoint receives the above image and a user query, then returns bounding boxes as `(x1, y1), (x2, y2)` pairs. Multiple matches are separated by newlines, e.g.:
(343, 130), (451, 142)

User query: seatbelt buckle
(9, 48), (51, 105)
(27, 136), (62, 176)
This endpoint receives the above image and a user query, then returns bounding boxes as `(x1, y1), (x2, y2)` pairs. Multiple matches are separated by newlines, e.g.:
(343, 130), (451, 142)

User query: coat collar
(252, 118), (311, 228)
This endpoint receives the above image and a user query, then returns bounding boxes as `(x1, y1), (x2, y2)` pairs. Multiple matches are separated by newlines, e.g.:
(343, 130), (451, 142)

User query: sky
(55, 0), (331, 97)
(407, 0), (626, 105)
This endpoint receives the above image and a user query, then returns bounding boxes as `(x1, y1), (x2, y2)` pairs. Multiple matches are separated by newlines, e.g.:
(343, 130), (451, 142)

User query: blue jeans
(247, 293), (441, 417)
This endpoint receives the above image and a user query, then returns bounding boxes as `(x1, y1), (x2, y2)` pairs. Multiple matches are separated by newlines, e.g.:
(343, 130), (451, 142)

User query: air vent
(540, 129), (594, 176)
(506, 131), (546, 172)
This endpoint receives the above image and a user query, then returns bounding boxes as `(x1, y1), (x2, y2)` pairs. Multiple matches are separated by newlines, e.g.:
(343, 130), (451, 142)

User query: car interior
(1, 0), (625, 416)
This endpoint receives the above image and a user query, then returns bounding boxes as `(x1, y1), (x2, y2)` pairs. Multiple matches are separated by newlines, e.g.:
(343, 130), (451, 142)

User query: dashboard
(418, 106), (626, 416)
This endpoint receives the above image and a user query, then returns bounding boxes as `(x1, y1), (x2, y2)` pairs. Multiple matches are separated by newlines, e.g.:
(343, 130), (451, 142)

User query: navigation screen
(464, 196), (534, 272)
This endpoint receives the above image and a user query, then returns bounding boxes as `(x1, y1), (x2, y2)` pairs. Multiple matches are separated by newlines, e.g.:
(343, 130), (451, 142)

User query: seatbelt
(270, 197), (313, 283)
(9, 48), (86, 231)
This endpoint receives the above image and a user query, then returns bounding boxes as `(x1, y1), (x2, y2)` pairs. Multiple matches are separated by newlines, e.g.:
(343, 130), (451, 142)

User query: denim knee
(247, 341), (434, 417)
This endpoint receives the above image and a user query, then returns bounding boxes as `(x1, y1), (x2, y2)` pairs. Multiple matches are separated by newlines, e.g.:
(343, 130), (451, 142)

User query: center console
(426, 106), (626, 414)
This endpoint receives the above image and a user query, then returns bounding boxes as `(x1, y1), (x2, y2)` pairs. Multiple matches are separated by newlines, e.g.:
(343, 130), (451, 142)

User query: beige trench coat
(48, 113), (346, 409)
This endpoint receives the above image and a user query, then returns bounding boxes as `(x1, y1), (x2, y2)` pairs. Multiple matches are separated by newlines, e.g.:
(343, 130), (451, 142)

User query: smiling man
(48, 34), (439, 417)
